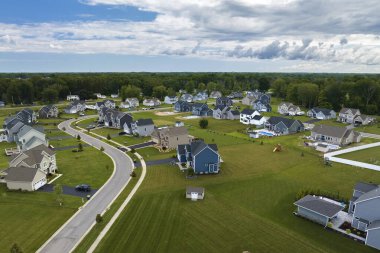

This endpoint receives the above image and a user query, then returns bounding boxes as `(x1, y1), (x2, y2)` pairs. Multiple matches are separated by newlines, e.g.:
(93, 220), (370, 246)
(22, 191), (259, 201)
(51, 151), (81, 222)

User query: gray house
(131, 119), (155, 136)
(311, 125), (361, 146)
(213, 106), (239, 120)
(348, 182), (380, 251)
(265, 116), (304, 135)
(216, 97), (233, 107)
(39, 105), (58, 118)
(337, 108), (361, 124)
(307, 108), (336, 120)
(294, 195), (345, 226)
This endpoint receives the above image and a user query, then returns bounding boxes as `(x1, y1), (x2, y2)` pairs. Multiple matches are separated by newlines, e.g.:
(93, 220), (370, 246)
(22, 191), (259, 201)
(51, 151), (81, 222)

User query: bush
(130, 171), (136, 177)
(199, 119), (209, 129)
(107, 134), (111, 140)
(77, 135), (81, 141)
(96, 214), (103, 223)
(346, 229), (351, 234)
(10, 243), (23, 253)
(62, 127), (66, 131)
(130, 148), (136, 153)
(100, 146), (105, 152)
(187, 168), (195, 176)
(327, 222), (333, 228)
(78, 143), (83, 152)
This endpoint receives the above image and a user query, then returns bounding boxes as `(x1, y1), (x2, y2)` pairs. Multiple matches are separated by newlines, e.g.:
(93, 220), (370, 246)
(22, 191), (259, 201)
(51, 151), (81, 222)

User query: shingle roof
(177, 144), (188, 155)
(252, 115), (263, 120)
(230, 110), (240, 115)
(310, 107), (334, 116)
(294, 195), (345, 217)
(367, 220), (380, 230)
(355, 187), (380, 203)
(354, 182), (379, 193)
(312, 125), (351, 139)
(241, 108), (256, 115)
(12, 144), (54, 166)
(267, 116), (302, 128)
(186, 186), (204, 194)
(4, 166), (40, 182)
(135, 118), (154, 126)
(340, 108), (360, 115)
(190, 140), (218, 156)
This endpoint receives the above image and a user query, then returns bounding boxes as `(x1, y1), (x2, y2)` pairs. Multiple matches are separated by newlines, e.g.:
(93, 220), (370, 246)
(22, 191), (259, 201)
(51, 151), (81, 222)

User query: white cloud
(0, 0), (380, 68)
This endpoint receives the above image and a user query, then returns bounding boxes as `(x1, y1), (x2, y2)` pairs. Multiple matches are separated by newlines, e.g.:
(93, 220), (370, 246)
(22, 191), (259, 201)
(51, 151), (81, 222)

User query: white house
(240, 109), (261, 125)
(66, 95), (80, 101)
(164, 96), (178, 104)
(143, 98), (161, 107)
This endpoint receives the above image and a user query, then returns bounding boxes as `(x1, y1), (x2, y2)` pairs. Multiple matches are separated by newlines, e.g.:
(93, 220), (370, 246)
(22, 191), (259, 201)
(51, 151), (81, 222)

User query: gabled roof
(294, 195), (345, 218)
(310, 107), (334, 116)
(339, 108), (360, 115)
(311, 125), (351, 139)
(279, 102), (292, 107)
(252, 115), (263, 120)
(230, 110), (240, 115)
(267, 116), (302, 128)
(177, 144), (189, 155)
(355, 187), (380, 203)
(241, 108), (256, 115)
(186, 186), (204, 194)
(190, 140), (218, 156)
(4, 166), (41, 182)
(354, 182), (379, 193)
(155, 126), (188, 138)
(125, 97), (139, 102)
(13, 144), (55, 166)
(17, 125), (44, 139)
(134, 118), (154, 126)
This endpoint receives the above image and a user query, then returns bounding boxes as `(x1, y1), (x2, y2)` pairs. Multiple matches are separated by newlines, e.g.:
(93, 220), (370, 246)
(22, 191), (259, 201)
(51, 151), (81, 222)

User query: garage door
(33, 178), (47, 190)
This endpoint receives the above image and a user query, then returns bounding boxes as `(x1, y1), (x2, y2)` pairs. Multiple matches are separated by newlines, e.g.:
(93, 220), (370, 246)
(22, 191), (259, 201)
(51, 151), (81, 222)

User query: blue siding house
(177, 140), (221, 174)
(174, 101), (192, 112)
(192, 103), (212, 116)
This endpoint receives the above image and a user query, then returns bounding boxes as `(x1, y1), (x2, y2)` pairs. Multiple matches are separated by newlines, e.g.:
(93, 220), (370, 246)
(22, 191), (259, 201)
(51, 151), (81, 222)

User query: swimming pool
(259, 131), (275, 136)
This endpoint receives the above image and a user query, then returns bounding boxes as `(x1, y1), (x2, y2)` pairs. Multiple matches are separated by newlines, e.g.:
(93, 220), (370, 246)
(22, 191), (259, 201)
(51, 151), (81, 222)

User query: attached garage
(4, 166), (47, 191)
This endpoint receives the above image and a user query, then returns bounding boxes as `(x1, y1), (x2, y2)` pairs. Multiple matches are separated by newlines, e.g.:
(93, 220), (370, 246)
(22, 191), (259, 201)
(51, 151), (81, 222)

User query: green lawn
(338, 146), (380, 165)
(137, 147), (176, 161)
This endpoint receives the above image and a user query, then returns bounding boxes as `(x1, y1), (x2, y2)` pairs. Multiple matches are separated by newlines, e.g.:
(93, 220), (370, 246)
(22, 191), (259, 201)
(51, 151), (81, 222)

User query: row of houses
(294, 182), (380, 251)
(242, 92), (272, 112)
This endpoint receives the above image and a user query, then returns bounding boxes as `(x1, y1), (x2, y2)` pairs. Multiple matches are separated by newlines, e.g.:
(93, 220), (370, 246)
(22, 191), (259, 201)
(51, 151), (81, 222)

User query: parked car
(75, 184), (91, 192)
(86, 124), (95, 129)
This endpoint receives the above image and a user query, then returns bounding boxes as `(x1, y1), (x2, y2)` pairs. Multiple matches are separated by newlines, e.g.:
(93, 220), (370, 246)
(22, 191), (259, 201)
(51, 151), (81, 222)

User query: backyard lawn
(338, 146), (380, 165)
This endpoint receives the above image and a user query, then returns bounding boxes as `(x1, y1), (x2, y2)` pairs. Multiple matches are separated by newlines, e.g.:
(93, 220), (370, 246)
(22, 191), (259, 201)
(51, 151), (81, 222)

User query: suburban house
(192, 103), (213, 117)
(193, 92), (208, 101)
(151, 126), (191, 150)
(240, 109), (262, 125)
(66, 95), (80, 101)
(294, 195), (345, 226)
(14, 125), (48, 151)
(174, 101), (193, 112)
(143, 98), (161, 107)
(6, 109), (37, 126)
(242, 96), (256, 106)
(216, 97), (233, 107)
(130, 119), (155, 136)
(164, 96), (178, 104)
(111, 94), (119, 98)
(3, 166), (47, 191)
(95, 99), (116, 110)
(0, 101), (5, 107)
(38, 105), (59, 118)
(95, 93), (106, 99)
(186, 186), (205, 200)
(210, 91), (222, 98)
(100, 108), (133, 130)
(177, 140), (221, 174)
(64, 100), (86, 114)
(120, 98), (139, 109)
(244, 91), (271, 109)
(348, 182), (380, 251)
(9, 144), (57, 174)
(337, 108), (361, 124)
(265, 116), (304, 135)
(213, 106), (240, 120)
(253, 100), (272, 112)
(311, 125), (361, 146)
(3, 120), (25, 142)
(0, 129), (6, 142)
(228, 91), (243, 99)
(180, 93), (193, 103)
(307, 108), (336, 120)
(278, 102), (301, 115)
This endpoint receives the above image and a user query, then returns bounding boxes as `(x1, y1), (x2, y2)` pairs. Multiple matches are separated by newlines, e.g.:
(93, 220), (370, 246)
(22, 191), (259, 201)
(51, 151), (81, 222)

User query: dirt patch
(155, 111), (177, 116)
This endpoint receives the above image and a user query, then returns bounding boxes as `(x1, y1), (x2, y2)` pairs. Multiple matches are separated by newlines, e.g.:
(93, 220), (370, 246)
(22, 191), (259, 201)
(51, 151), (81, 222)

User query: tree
(77, 135), (81, 141)
(10, 243), (23, 253)
(199, 119), (208, 129)
(152, 85), (167, 100)
(96, 214), (103, 223)
(41, 87), (59, 103)
(271, 78), (287, 98)
(258, 77), (270, 91)
(78, 143), (83, 152)
(317, 89), (332, 109)
(120, 85), (141, 100)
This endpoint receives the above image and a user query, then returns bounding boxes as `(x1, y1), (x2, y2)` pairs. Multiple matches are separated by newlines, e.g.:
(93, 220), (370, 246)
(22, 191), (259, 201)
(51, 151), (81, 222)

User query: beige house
(4, 166), (47, 191)
(242, 96), (255, 106)
(311, 124), (361, 146)
(151, 126), (191, 150)
(9, 144), (57, 174)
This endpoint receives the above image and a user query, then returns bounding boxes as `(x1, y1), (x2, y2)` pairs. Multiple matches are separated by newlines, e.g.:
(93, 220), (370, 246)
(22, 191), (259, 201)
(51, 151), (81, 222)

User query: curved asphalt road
(37, 117), (133, 253)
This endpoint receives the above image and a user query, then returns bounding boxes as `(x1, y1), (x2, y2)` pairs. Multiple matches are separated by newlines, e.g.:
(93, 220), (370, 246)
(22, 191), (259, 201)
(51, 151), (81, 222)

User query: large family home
(64, 100), (86, 114)
(164, 96), (178, 105)
(242, 96), (255, 106)
(174, 101), (193, 112)
(311, 125), (361, 146)
(212, 106), (240, 120)
(177, 140), (221, 174)
(240, 109), (262, 125)
(66, 95), (80, 101)
(210, 91), (222, 99)
(348, 182), (380, 251)
(192, 103), (212, 117)
(38, 105), (58, 118)
(193, 92), (208, 101)
(3, 166), (47, 191)
(143, 98), (161, 107)
(99, 108), (133, 130)
(337, 108), (375, 126)
(9, 144), (57, 174)
(227, 91), (243, 99)
(151, 126), (191, 150)
(216, 97), (233, 107)
(6, 109), (37, 126)
(120, 98), (139, 109)
(265, 116), (304, 135)
(95, 99), (116, 110)
(307, 108), (336, 120)
(253, 100), (272, 112)
(294, 195), (345, 226)
(278, 102), (301, 115)
(130, 119), (155, 136)
(14, 125), (48, 151)
(95, 93), (106, 99)
(111, 94), (119, 98)
(180, 93), (193, 103)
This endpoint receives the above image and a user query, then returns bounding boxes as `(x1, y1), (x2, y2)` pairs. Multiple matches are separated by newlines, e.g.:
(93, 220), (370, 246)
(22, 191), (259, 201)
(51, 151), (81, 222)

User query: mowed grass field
(338, 146), (380, 165)
(93, 123), (380, 253)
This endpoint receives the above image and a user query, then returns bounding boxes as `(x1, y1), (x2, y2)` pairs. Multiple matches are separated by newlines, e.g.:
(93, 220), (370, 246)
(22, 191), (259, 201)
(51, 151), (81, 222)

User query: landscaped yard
(338, 146), (380, 165)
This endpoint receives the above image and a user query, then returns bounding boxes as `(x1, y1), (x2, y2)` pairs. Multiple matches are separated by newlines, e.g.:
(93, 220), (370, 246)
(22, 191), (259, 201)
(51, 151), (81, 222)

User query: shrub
(77, 135), (81, 141)
(62, 127), (66, 131)
(107, 134), (111, 140)
(130, 171), (136, 177)
(260, 141), (264, 145)
(100, 146), (104, 152)
(10, 243), (23, 253)
(96, 214), (103, 223)
(130, 148), (136, 153)
(301, 152), (304, 157)
(78, 143), (83, 152)
(346, 229), (351, 234)
(187, 168), (195, 176)
(199, 119), (209, 129)
(327, 222), (333, 228)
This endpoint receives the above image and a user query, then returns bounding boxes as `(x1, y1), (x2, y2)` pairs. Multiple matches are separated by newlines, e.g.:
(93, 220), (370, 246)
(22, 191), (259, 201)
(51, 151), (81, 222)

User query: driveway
(135, 157), (177, 168)
(38, 184), (98, 198)
(37, 116), (133, 253)
(128, 141), (156, 150)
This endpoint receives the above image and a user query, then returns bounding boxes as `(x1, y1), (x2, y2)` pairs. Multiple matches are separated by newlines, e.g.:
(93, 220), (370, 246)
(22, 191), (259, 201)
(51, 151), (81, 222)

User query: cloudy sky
(0, 0), (379, 72)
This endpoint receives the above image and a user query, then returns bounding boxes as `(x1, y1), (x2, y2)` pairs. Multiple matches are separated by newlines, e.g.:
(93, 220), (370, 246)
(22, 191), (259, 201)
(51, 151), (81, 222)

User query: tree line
(0, 72), (379, 115)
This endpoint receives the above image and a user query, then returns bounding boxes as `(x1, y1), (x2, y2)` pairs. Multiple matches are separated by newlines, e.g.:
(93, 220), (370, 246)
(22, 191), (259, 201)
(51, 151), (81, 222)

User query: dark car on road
(75, 184), (91, 192)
